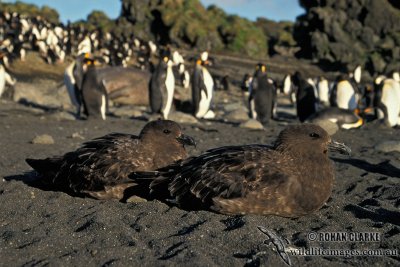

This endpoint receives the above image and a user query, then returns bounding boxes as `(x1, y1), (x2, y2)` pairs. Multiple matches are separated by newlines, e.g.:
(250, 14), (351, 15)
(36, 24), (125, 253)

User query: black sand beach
(1, 92), (399, 266)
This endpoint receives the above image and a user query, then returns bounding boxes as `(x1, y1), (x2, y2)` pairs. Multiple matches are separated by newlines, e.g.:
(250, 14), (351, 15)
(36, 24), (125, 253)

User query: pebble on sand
(375, 141), (400, 153)
(126, 196), (148, 203)
(69, 132), (84, 139)
(239, 119), (264, 130)
(111, 106), (144, 118)
(312, 120), (339, 136)
(225, 108), (249, 123)
(31, 134), (55, 145)
(167, 111), (199, 124)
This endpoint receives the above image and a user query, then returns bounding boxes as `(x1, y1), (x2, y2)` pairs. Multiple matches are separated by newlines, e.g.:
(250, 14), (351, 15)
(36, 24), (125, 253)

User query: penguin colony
(276, 65), (399, 128)
(149, 50), (175, 119)
(2, 10), (398, 126)
(248, 63), (276, 125)
(0, 10), (159, 67)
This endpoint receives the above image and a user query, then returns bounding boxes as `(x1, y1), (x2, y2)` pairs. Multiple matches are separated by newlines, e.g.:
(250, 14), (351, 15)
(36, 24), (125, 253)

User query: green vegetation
(118, 0), (285, 58)
(0, 1), (59, 24)
(85, 10), (114, 31)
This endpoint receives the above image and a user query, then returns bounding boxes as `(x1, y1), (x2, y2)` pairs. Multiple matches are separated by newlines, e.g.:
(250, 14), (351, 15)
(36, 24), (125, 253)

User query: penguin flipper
(198, 69), (209, 99)
(101, 79), (110, 114)
(329, 84), (338, 107)
(160, 82), (168, 112)
(377, 101), (390, 125)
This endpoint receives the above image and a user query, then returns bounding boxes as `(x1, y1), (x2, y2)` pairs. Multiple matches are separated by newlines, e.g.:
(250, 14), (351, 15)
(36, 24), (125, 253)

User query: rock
(239, 119), (264, 130)
(223, 102), (243, 112)
(312, 120), (339, 136)
(111, 106), (144, 118)
(69, 132), (84, 139)
(31, 134), (55, 145)
(13, 81), (72, 110)
(167, 111), (198, 124)
(118, 0), (267, 57)
(294, 0), (400, 76)
(126, 196), (148, 203)
(375, 141), (400, 153)
(49, 111), (76, 121)
(225, 108), (249, 123)
(369, 52), (386, 74)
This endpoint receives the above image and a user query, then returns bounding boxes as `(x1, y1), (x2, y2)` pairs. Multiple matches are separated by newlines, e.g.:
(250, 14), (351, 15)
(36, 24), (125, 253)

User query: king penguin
(0, 62), (6, 98)
(373, 75), (400, 127)
(191, 52), (215, 119)
(306, 107), (363, 129)
(282, 74), (296, 104)
(149, 50), (175, 119)
(0, 54), (16, 99)
(80, 57), (108, 120)
(330, 65), (362, 110)
(248, 63), (276, 124)
(316, 76), (330, 107)
(292, 71), (318, 122)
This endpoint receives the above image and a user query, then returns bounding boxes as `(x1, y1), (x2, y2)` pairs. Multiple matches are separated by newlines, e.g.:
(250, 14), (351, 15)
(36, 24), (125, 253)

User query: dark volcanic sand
(0, 98), (399, 266)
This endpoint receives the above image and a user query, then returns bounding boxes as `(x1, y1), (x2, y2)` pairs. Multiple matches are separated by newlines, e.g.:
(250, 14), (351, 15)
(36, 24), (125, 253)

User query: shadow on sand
(332, 158), (400, 178)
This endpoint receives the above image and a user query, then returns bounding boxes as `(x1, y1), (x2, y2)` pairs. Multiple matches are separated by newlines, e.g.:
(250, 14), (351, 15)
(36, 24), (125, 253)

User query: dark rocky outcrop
(117, 0), (268, 57)
(255, 18), (299, 57)
(294, 0), (400, 75)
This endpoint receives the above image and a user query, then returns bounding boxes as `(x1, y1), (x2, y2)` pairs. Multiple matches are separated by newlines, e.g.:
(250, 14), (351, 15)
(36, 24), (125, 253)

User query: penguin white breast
(283, 75), (291, 95)
(0, 65), (5, 98)
(163, 65), (175, 119)
(183, 70), (190, 89)
(306, 78), (319, 99)
(381, 79), (400, 127)
(202, 67), (214, 97)
(64, 62), (80, 108)
(249, 98), (257, 119)
(318, 79), (330, 103)
(195, 67), (214, 118)
(337, 80), (357, 110)
(100, 94), (106, 120)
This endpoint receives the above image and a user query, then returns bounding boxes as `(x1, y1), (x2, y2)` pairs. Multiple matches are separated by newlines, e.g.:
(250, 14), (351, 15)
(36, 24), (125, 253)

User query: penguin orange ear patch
(84, 53), (91, 59)
(364, 107), (373, 113)
(196, 59), (202, 65)
(163, 57), (169, 62)
(261, 65), (266, 72)
(84, 59), (95, 66)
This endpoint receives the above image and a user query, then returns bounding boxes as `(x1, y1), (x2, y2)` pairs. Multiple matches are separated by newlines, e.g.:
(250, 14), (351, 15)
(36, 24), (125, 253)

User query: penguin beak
(176, 134), (197, 148)
(328, 140), (351, 156)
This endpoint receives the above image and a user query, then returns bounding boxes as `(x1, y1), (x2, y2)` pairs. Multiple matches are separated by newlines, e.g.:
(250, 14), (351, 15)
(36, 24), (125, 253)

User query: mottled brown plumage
(138, 124), (350, 217)
(26, 120), (196, 200)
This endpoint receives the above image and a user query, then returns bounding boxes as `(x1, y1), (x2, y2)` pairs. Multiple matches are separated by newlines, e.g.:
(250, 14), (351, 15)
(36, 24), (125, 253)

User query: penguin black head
(196, 56), (212, 66)
(292, 71), (303, 84)
(82, 53), (103, 68)
(159, 49), (171, 63)
(196, 59), (202, 66)
(255, 63), (267, 74)
(83, 58), (94, 65)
